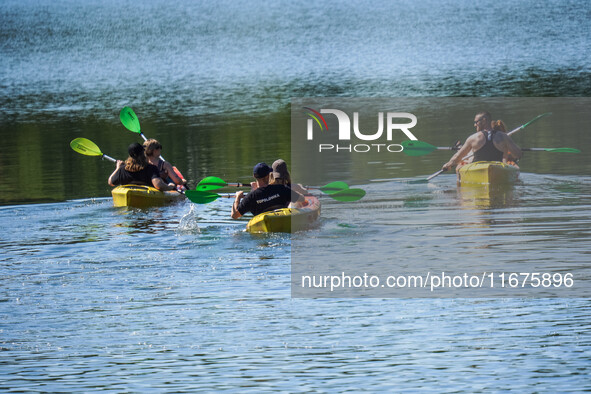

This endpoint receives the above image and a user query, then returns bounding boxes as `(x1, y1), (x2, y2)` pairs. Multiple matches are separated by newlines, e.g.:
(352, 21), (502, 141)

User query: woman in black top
(108, 143), (176, 191)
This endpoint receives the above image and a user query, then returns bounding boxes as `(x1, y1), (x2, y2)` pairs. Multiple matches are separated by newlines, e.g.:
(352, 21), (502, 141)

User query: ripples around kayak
(1, 173), (590, 390)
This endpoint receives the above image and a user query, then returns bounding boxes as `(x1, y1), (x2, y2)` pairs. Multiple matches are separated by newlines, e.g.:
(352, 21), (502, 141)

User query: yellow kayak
(458, 161), (519, 186)
(246, 196), (321, 233)
(111, 184), (184, 208)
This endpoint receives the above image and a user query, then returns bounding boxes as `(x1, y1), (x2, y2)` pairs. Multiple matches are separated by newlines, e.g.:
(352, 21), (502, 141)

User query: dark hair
(476, 111), (492, 122)
(125, 142), (148, 172)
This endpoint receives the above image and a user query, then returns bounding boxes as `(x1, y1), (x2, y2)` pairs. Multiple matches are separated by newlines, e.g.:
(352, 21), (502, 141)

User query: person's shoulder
(492, 130), (510, 141)
(468, 131), (483, 139)
(466, 132), (483, 145)
(242, 187), (262, 200)
(269, 183), (289, 189)
(269, 184), (291, 192)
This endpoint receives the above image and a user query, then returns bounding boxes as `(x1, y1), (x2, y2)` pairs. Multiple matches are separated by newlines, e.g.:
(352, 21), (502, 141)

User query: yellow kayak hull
(458, 161), (519, 186)
(111, 184), (184, 208)
(246, 196), (321, 233)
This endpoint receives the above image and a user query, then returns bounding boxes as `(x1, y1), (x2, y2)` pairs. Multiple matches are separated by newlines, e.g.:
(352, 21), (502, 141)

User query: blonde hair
(269, 175), (291, 186)
(143, 139), (162, 157)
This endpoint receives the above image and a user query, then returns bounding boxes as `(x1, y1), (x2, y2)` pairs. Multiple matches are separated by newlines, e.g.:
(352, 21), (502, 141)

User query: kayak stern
(458, 161), (519, 186)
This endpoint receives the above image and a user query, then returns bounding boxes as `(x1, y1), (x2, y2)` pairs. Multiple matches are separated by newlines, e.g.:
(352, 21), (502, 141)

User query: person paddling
(231, 163), (305, 219)
(143, 139), (187, 190)
(269, 159), (308, 195)
(442, 111), (522, 172)
(108, 142), (176, 191)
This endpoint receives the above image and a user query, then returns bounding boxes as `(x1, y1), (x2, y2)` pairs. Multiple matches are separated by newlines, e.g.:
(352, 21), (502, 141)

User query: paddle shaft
(426, 169), (445, 181)
(196, 177), (248, 191)
(102, 154), (117, 163)
(187, 187), (365, 204)
(198, 177), (349, 194)
(429, 146), (575, 153)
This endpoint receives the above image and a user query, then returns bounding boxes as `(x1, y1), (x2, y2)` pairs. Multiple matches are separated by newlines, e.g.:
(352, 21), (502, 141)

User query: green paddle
(70, 138), (117, 163)
(186, 188), (365, 204)
(401, 140), (455, 156)
(307, 181), (350, 194)
(509, 112), (552, 135)
(196, 176), (248, 191)
(185, 190), (227, 204)
(522, 147), (580, 153)
(424, 112), (553, 182)
(402, 140), (580, 156)
(328, 188), (365, 201)
(119, 106), (144, 138)
(120, 106), (186, 182)
(196, 177), (351, 195)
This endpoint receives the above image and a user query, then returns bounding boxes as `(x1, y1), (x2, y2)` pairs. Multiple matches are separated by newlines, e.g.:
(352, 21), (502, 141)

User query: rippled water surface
(1, 174), (591, 390)
(1, 0), (591, 391)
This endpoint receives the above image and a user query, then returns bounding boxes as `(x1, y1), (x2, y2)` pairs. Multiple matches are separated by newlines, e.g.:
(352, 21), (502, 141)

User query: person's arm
(497, 134), (522, 161)
(442, 136), (474, 171)
(151, 177), (176, 191)
(231, 191), (245, 219)
(108, 160), (124, 186)
(288, 186), (306, 204)
(292, 183), (309, 196)
(162, 161), (185, 185)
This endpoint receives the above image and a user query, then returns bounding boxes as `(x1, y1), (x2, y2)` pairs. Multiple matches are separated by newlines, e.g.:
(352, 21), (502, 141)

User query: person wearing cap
(231, 162), (305, 219)
(143, 139), (187, 189)
(108, 142), (176, 191)
(269, 159), (308, 196)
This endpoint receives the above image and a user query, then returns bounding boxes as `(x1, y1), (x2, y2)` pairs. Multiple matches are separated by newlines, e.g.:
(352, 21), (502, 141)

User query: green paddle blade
(185, 190), (221, 204)
(318, 181), (349, 194)
(401, 140), (438, 156)
(70, 138), (103, 156)
(545, 148), (580, 153)
(120, 106), (141, 133)
(329, 188), (366, 202)
(196, 176), (229, 191)
(521, 112), (552, 129)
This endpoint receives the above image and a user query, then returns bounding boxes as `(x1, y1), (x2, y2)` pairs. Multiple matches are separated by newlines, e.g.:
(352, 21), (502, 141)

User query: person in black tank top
(442, 111), (522, 173)
(143, 139), (187, 190)
(472, 130), (504, 162)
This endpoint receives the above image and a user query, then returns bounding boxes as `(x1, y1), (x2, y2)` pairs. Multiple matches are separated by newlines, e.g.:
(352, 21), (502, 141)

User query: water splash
(177, 204), (200, 233)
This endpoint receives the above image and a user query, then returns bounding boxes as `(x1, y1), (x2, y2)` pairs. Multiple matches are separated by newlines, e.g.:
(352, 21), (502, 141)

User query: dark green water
(0, 111), (292, 204)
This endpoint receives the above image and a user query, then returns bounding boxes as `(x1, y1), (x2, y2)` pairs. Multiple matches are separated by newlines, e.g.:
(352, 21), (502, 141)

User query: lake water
(1, 0), (590, 391)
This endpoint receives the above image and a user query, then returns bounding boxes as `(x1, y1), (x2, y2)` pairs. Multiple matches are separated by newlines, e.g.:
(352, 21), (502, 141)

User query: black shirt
(238, 184), (303, 216)
(111, 164), (160, 186)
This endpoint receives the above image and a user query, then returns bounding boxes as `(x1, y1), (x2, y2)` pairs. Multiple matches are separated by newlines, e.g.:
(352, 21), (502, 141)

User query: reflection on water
(458, 184), (516, 210)
(292, 172), (591, 297)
